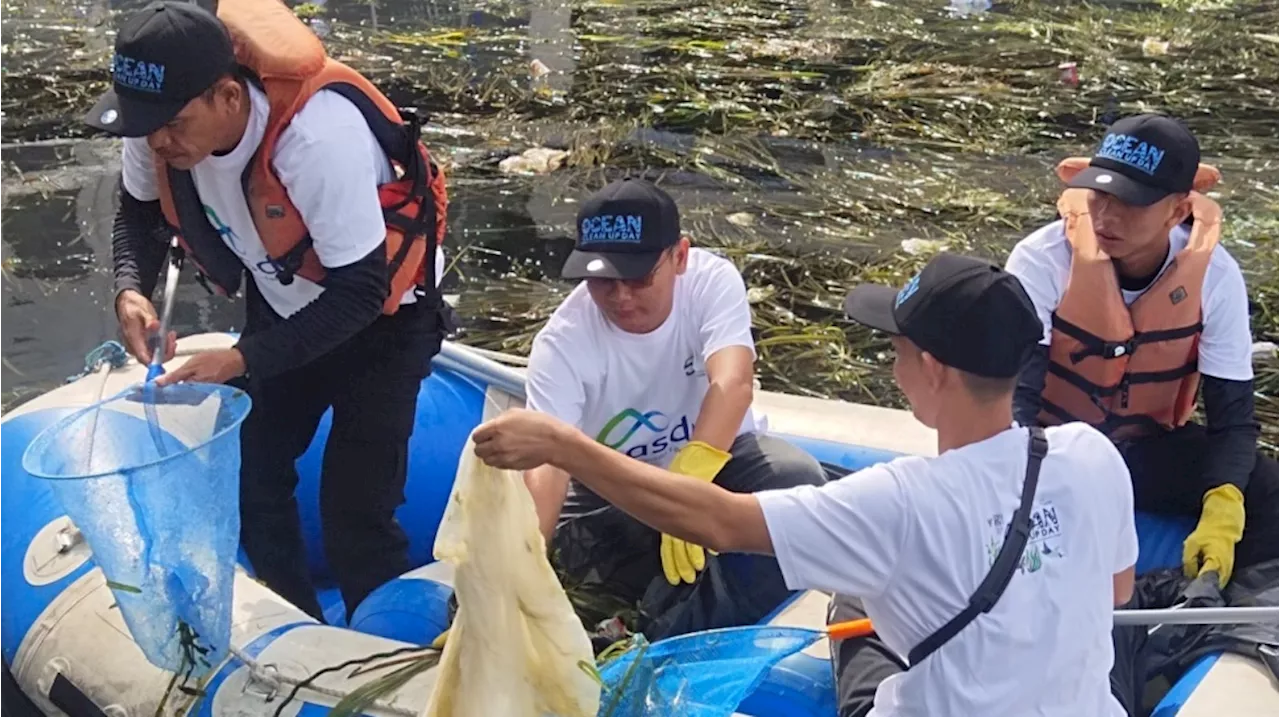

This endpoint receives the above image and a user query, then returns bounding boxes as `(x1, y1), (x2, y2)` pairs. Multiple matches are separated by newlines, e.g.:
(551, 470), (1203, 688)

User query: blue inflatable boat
(2, 333), (1271, 715)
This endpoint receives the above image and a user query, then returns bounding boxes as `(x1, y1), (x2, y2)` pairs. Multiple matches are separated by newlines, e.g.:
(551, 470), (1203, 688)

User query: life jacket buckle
(1101, 340), (1133, 359)
(1071, 339), (1134, 364)
(267, 238), (313, 287)
(400, 107), (422, 134)
(260, 256), (297, 286)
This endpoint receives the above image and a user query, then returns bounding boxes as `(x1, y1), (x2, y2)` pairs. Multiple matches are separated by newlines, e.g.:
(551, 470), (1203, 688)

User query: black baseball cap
(843, 253), (1042, 379)
(1067, 114), (1200, 206)
(84, 1), (236, 138)
(561, 178), (682, 281)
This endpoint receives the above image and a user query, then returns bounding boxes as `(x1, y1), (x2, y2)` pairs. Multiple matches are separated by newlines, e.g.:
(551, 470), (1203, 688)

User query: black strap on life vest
(905, 426), (1049, 668)
(1046, 359), (1200, 399)
(166, 165), (246, 296)
(379, 105), (436, 282)
(246, 80), (441, 300)
(1050, 313), (1202, 365)
(1039, 396), (1171, 440)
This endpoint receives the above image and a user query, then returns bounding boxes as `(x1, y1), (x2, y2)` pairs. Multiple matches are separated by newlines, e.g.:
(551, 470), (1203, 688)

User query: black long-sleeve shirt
(112, 187), (170, 300)
(234, 243), (388, 380)
(111, 184), (388, 381)
(1013, 344), (1260, 495)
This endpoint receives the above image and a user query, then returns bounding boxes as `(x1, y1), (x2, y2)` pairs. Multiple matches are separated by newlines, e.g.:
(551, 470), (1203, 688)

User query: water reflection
(0, 0), (579, 406)
(0, 142), (240, 408)
(1, 0), (1275, 412)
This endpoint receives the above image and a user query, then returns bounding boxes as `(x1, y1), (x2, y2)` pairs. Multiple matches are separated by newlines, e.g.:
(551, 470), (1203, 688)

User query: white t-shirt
(526, 248), (766, 467)
(757, 423), (1137, 717)
(1004, 219), (1254, 382)
(121, 83), (445, 318)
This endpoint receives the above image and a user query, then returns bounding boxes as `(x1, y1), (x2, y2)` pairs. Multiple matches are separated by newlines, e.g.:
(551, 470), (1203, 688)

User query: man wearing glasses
(524, 177), (827, 643)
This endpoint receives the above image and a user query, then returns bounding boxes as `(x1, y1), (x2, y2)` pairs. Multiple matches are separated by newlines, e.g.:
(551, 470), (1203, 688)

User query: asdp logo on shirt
(595, 408), (693, 461)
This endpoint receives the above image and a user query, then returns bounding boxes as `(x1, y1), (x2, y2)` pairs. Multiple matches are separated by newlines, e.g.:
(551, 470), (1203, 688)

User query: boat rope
(226, 643), (425, 717)
(66, 340), (129, 383)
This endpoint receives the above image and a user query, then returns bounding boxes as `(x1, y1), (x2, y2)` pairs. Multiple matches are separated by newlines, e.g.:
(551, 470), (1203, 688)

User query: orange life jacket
(153, 0), (448, 315)
(1038, 158), (1223, 440)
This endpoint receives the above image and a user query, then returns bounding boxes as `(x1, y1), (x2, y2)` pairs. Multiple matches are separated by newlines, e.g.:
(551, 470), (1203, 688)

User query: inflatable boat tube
(1, 335), (455, 716)
(1, 333), (1265, 716)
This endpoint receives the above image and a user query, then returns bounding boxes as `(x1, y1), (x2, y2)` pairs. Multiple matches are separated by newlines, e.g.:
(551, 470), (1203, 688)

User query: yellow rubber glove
(430, 626), (450, 650)
(660, 441), (732, 585)
(1182, 484), (1245, 589)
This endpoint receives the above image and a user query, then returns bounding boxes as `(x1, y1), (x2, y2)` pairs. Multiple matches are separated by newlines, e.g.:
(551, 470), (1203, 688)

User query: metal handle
(1115, 606), (1280, 627)
(432, 341), (528, 399)
(146, 237), (184, 382)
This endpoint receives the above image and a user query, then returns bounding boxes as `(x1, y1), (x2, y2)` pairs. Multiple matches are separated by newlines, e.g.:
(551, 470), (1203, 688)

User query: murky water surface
(3, 0), (1276, 432)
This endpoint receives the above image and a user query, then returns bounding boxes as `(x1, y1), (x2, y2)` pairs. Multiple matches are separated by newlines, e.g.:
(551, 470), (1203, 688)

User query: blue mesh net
(22, 382), (251, 677)
(595, 626), (822, 717)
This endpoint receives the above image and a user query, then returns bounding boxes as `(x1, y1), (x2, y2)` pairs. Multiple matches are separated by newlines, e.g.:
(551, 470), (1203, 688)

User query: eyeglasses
(586, 249), (673, 292)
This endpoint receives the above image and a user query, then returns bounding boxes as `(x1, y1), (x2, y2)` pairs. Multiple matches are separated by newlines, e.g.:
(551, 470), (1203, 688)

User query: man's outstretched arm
(475, 411), (773, 556)
(554, 426), (772, 554)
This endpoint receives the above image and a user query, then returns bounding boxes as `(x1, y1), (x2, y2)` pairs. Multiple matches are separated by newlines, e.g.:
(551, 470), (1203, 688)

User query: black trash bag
(551, 499), (795, 645)
(1128, 559), (1279, 690)
(2, 659), (41, 717)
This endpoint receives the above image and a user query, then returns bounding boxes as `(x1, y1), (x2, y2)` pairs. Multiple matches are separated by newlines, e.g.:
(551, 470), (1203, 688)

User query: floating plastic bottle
(948, 0), (991, 17)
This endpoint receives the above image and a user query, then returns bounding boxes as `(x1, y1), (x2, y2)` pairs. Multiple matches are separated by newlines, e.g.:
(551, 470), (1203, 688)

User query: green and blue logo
(595, 408), (693, 460)
(204, 205), (242, 254)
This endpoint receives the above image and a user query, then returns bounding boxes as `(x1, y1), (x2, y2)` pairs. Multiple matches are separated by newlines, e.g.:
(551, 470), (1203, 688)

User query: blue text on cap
(1096, 133), (1166, 176)
(581, 215), (643, 244)
(113, 54), (166, 93)
(895, 274), (921, 308)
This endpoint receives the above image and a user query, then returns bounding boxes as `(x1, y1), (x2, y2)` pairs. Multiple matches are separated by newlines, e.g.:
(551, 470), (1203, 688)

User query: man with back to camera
(518, 177), (828, 642)
(1004, 113), (1278, 594)
(88, 0), (452, 622)
(471, 251), (1142, 716)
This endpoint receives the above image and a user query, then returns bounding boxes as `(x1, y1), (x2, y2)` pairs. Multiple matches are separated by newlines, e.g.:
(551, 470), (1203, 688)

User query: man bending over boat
(473, 252), (1142, 716)
(1004, 114), (1279, 593)
(518, 177), (826, 642)
(89, 0), (452, 622)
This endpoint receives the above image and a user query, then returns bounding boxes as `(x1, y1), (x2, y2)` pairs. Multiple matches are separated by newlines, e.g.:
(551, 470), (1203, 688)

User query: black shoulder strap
(166, 166), (245, 296)
(906, 426), (1049, 667)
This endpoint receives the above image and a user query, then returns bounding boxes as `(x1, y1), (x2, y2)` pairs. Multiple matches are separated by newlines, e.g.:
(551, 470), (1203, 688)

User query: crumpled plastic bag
(423, 434), (600, 717)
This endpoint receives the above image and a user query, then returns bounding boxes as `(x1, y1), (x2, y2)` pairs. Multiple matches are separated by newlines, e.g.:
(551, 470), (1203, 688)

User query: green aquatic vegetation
(1, 0), (1274, 434)
(152, 621), (212, 717)
(292, 2), (325, 19)
(326, 651), (441, 717)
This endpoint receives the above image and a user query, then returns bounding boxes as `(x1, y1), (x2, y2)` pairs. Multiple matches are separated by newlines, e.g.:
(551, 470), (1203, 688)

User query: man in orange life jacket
(1005, 114), (1277, 596)
(85, 0), (453, 622)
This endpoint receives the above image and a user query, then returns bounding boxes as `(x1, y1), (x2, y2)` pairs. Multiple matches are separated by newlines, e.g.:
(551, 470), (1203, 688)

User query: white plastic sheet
(423, 434), (600, 717)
